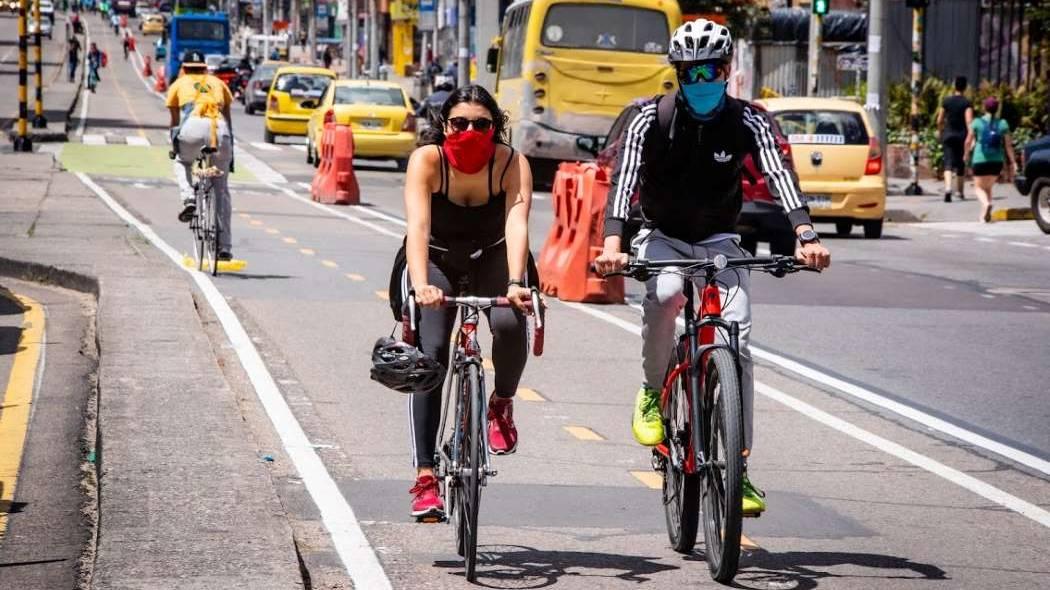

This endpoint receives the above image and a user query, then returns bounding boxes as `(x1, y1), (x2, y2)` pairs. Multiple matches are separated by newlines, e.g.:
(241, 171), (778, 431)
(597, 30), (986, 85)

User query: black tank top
(430, 145), (515, 247)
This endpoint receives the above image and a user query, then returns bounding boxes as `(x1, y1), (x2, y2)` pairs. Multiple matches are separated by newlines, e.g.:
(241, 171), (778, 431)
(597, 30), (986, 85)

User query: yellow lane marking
(265, 228), (280, 235)
(238, 213), (251, 219)
(321, 260), (339, 269)
(516, 387), (545, 402)
(299, 248), (315, 256)
(564, 426), (604, 441)
(630, 471), (663, 489)
(249, 219), (264, 226)
(0, 293), (44, 540)
(741, 534), (760, 550)
(375, 290), (389, 301)
(482, 358), (494, 371)
(283, 237), (298, 244)
(345, 273), (365, 282)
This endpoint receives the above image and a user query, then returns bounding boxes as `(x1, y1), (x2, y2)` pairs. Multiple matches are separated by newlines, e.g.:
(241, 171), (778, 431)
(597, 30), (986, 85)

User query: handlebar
(405, 288), (545, 357)
(597, 254), (820, 281)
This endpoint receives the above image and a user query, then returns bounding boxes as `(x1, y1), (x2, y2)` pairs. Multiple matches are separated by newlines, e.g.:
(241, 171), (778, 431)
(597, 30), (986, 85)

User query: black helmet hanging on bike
(370, 337), (444, 394)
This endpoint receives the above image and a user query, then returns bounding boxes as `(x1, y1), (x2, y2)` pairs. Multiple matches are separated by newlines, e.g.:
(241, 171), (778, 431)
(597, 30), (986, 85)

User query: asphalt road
(23, 17), (1050, 587)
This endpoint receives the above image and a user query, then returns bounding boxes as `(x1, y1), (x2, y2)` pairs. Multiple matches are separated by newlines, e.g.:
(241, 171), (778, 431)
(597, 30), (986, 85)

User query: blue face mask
(680, 80), (728, 120)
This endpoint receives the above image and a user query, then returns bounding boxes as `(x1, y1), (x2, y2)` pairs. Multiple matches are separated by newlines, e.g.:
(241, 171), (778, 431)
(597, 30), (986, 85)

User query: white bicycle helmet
(668, 19), (733, 63)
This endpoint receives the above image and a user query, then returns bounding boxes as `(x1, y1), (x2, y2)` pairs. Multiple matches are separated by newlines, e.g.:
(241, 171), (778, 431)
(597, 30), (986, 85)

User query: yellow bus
(486, 0), (681, 177)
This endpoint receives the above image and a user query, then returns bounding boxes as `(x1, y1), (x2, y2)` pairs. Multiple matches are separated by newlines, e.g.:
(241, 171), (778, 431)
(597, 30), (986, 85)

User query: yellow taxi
(264, 66), (336, 143)
(756, 97), (886, 238)
(140, 14), (165, 36)
(305, 79), (416, 170)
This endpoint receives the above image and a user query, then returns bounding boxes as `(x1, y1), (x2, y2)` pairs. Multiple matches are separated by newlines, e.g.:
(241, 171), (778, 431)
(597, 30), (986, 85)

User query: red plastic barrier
(142, 55), (152, 77)
(310, 122), (360, 205)
(537, 162), (624, 304)
(153, 64), (166, 92)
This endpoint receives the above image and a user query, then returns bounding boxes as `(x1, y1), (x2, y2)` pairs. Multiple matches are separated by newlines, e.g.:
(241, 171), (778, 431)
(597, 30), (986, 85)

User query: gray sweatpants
(636, 229), (755, 450)
(174, 116), (233, 252)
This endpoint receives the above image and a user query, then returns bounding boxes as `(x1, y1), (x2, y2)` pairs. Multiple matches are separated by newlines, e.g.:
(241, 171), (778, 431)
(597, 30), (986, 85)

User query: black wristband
(507, 279), (525, 288)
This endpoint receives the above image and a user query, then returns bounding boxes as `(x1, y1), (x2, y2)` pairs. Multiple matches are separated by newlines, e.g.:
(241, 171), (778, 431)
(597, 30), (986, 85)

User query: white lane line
(939, 234), (960, 239)
(75, 27), (92, 137)
(75, 172), (394, 589)
(251, 141), (282, 152)
(976, 237), (997, 243)
(290, 145), (307, 152)
(237, 147), (287, 184)
(267, 184), (403, 239)
(567, 301), (1050, 528)
(1008, 241), (1039, 249)
(126, 136), (151, 146)
(82, 134), (106, 145)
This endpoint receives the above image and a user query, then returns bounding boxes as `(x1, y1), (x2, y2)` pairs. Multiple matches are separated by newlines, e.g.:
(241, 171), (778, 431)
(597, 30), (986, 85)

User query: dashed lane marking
(1008, 241), (1039, 248)
(741, 535), (760, 550)
(516, 387), (546, 402)
(345, 273), (365, 282)
(976, 237), (997, 243)
(375, 290), (389, 301)
(265, 228), (280, 235)
(564, 426), (604, 441)
(238, 213), (251, 218)
(283, 237), (298, 244)
(321, 260), (339, 269)
(300, 248), (316, 256)
(126, 136), (151, 146)
(250, 220), (264, 226)
(82, 134), (106, 145)
(630, 471), (662, 489)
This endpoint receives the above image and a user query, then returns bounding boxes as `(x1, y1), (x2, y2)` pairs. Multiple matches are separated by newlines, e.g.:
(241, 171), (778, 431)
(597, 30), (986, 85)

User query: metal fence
(752, 42), (868, 99)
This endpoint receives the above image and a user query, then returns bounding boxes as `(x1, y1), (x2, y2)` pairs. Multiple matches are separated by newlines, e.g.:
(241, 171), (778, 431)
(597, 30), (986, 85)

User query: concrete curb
(991, 207), (1034, 221)
(0, 256), (99, 296)
(884, 209), (924, 223)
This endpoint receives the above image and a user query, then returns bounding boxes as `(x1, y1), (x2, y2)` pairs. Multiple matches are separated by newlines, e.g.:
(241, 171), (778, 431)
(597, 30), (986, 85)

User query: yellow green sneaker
(632, 386), (664, 446)
(742, 474), (766, 516)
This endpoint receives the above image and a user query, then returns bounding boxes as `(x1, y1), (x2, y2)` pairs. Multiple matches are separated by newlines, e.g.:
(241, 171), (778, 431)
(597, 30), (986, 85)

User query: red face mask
(443, 128), (496, 174)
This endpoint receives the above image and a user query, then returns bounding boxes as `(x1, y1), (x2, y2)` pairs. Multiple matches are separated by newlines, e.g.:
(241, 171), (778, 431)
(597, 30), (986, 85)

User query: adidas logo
(713, 151), (732, 163)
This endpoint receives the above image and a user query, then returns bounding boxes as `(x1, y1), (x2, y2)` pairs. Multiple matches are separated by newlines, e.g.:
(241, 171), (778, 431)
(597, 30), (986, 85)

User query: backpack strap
(656, 93), (678, 143)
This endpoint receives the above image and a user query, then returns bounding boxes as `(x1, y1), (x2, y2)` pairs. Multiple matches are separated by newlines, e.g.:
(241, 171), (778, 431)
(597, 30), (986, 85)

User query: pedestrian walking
(965, 97), (1018, 223)
(68, 35), (82, 82)
(936, 76), (973, 203)
(322, 46), (333, 70)
(110, 12), (119, 35)
(87, 42), (103, 92)
(123, 33), (131, 60)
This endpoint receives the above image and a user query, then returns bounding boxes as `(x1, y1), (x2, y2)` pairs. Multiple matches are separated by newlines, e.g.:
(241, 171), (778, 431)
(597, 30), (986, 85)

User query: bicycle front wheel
(454, 363), (483, 581)
(701, 347), (744, 583)
(663, 338), (700, 553)
(207, 186), (220, 276)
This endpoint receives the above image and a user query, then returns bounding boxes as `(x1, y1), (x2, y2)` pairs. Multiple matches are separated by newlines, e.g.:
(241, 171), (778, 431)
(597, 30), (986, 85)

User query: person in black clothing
(396, 85), (535, 520)
(415, 80), (454, 119)
(68, 36), (81, 82)
(937, 76), (974, 202)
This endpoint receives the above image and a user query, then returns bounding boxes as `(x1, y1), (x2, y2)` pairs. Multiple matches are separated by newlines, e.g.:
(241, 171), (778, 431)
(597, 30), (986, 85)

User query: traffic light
(812, 0), (829, 16)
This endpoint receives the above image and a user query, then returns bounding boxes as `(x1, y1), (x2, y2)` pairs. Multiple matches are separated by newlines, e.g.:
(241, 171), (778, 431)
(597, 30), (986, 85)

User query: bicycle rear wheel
(701, 347), (744, 583)
(663, 338), (700, 553)
(208, 187), (220, 276)
(454, 363), (483, 581)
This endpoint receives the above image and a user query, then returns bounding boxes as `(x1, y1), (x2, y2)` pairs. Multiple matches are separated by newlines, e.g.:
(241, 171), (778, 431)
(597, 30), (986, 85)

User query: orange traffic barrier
(153, 64), (166, 92)
(142, 55), (152, 77)
(310, 121), (360, 205)
(537, 162), (624, 304)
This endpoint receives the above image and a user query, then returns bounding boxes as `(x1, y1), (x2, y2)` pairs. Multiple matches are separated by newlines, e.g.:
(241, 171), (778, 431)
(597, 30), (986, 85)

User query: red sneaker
(409, 474), (444, 520)
(488, 394), (518, 455)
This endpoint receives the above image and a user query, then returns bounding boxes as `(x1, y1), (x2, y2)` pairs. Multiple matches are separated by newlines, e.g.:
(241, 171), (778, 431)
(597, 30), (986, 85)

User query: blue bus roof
(171, 12), (229, 22)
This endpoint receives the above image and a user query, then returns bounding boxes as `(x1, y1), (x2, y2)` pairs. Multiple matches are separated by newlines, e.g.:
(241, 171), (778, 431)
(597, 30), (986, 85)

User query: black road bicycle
(188, 146), (222, 276)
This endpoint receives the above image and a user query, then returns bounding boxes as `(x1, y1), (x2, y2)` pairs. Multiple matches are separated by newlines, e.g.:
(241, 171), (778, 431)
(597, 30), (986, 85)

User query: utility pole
(456, 0), (468, 87)
(865, 0), (887, 150)
(307, 0), (316, 65)
(262, 0), (270, 59)
(349, 0), (358, 77)
(32, 0), (45, 128)
(14, 0), (31, 151)
(367, 0), (377, 77)
(904, 1), (926, 195)
(808, 0), (828, 96)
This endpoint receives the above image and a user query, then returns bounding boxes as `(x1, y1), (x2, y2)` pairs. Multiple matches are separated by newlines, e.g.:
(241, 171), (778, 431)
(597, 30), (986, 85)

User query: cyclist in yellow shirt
(166, 50), (236, 260)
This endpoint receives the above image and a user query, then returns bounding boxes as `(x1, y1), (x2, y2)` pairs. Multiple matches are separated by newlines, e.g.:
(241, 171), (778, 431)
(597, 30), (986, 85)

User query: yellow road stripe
(249, 219), (264, 226)
(321, 260), (338, 269)
(630, 470), (662, 489)
(0, 293), (44, 540)
(375, 290), (389, 301)
(741, 534), (760, 550)
(345, 273), (365, 281)
(282, 237), (298, 244)
(299, 248), (315, 256)
(516, 387), (545, 402)
(238, 212), (251, 218)
(265, 228), (280, 235)
(564, 426), (604, 441)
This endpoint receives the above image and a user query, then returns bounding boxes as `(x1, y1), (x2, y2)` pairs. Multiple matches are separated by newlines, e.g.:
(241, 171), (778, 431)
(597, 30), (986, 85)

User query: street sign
(419, 0), (435, 31)
(837, 53), (868, 72)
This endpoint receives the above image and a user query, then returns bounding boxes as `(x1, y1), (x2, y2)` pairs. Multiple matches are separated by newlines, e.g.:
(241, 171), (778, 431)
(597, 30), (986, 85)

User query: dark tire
(454, 364), (482, 582)
(306, 138), (314, 164)
(862, 219), (883, 239)
(663, 339), (700, 553)
(701, 348), (743, 584)
(210, 193), (220, 277)
(1032, 181), (1050, 235)
(245, 102), (254, 115)
(835, 221), (852, 237)
(395, 158), (409, 173)
(264, 128), (276, 144)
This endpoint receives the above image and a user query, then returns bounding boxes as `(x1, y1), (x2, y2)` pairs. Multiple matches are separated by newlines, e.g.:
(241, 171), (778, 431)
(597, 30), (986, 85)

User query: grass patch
(59, 144), (257, 183)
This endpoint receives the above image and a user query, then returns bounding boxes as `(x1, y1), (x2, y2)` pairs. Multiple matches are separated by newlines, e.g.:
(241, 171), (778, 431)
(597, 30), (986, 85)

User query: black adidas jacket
(604, 94), (811, 243)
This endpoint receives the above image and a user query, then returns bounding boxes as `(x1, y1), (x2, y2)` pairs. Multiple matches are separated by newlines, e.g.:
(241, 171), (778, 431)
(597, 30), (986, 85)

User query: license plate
(808, 194), (832, 208)
(358, 118), (384, 129)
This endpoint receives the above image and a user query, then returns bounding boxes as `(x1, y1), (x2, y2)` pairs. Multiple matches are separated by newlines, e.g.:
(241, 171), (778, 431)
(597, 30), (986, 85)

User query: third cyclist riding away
(594, 19), (832, 517)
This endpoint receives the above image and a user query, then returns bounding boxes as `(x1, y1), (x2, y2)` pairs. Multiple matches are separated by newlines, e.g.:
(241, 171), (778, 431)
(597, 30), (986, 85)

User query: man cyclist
(594, 20), (831, 516)
(167, 50), (236, 261)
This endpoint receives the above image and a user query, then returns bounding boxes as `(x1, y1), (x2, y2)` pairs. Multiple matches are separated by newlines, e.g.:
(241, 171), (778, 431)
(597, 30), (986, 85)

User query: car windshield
(541, 4), (668, 53)
(274, 73), (331, 98)
(772, 110), (869, 145)
(254, 64), (279, 80)
(334, 86), (405, 107)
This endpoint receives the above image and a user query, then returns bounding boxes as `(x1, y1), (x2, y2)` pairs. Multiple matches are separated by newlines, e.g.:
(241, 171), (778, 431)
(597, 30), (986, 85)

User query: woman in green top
(965, 97), (1018, 223)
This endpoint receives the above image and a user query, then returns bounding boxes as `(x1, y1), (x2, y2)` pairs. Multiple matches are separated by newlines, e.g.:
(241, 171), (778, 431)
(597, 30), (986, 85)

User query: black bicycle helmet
(370, 337), (444, 394)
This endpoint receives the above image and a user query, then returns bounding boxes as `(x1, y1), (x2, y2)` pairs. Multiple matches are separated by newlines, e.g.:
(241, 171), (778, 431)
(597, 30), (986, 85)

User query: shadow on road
(725, 548), (949, 589)
(0, 326), (24, 356)
(434, 544), (678, 588)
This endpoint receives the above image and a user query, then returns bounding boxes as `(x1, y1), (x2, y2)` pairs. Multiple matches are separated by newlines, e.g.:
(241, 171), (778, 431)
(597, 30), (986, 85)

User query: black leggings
(405, 249), (528, 468)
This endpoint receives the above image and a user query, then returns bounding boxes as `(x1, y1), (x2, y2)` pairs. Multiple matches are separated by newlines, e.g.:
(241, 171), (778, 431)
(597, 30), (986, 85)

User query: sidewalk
(0, 153), (304, 588)
(885, 176), (1031, 223)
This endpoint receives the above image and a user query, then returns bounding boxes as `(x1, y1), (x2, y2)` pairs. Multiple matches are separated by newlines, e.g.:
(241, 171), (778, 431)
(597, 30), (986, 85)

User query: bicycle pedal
(416, 513), (446, 524)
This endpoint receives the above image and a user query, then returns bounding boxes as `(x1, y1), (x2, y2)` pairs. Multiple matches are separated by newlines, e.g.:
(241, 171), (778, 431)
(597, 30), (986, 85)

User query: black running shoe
(178, 203), (196, 222)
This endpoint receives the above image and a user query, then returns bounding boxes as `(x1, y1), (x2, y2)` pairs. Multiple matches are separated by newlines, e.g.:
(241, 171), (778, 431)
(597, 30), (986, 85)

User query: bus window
(500, 4), (530, 80)
(176, 19), (226, 42)
(541, 4), (667, 54)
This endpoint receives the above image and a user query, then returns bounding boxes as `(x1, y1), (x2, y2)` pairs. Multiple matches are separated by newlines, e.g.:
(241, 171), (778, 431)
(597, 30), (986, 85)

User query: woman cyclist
(397, 85), (534, 520)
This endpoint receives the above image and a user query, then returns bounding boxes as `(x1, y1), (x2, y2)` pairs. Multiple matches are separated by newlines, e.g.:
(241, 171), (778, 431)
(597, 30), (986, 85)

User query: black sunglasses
(447, 117), (494, 133)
